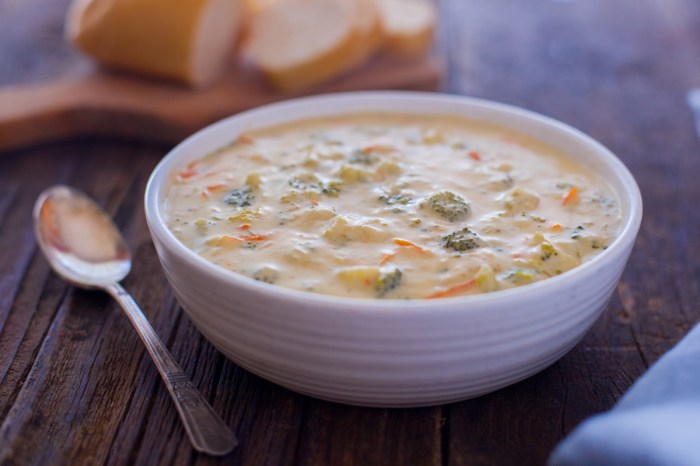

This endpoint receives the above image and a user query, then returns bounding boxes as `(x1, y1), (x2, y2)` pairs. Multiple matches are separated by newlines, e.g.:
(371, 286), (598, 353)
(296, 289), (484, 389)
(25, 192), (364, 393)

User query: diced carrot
(238, 233), (268, 241)
(424, 279), (476, 299)
(178, 161), (198, 180)
(393, 238), (414, 247)
(379, 252), (397, 265)
(363, 143), (394, 154)
(207, 184), (226, 192)
(562, 187), (578, 206)
(237, 134), (254, 145)
(502, 137), (523, 147)
(238, 224), (251, 231)
(393, 238), (429, 253)
(551, 224), (562, 230)
(469, 151), (481, 161)
(362, 137), (396, 154)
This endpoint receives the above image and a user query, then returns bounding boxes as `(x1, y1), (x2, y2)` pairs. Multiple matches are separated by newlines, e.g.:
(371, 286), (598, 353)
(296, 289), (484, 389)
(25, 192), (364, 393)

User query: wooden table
(1, 1), (698, 465)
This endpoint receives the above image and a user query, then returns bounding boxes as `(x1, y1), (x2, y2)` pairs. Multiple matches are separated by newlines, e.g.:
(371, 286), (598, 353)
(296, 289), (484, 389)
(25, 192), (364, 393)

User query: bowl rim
(144, 90), (643, 309)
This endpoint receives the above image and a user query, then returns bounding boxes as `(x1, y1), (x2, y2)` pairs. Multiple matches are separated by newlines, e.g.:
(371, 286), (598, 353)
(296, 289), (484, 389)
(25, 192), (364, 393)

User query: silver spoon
(33, 185), (237, 456)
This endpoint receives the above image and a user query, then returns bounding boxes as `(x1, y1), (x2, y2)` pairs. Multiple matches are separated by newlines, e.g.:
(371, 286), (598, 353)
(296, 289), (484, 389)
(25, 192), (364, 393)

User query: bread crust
(67, 0), (241, 86)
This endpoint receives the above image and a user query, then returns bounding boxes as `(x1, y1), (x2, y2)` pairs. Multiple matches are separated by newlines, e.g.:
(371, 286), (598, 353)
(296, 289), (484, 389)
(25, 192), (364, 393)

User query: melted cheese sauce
(164, 114), (622, 299)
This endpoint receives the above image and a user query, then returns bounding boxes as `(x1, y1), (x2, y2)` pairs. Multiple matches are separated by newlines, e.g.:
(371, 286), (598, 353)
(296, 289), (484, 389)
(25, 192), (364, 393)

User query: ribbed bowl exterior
(145, 92), (642, 407)
(153, 238), (631, 407)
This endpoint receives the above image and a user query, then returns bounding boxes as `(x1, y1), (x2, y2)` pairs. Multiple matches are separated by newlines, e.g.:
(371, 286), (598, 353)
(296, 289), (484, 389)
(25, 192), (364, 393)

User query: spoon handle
(105, 283), (238, 456)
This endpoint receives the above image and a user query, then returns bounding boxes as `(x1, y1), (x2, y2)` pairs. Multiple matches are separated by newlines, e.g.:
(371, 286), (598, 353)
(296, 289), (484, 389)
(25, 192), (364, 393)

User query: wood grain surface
(1, 0), (699, 465)
(0, 56), (442, 153)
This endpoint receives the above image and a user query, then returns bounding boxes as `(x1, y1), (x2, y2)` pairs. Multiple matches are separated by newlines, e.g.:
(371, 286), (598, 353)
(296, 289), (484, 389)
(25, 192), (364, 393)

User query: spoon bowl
(34, 186), (131, 287)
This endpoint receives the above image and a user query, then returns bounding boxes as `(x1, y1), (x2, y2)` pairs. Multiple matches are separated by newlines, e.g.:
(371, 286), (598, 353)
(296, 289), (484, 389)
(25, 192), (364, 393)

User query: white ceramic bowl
(145, 92), (642, 407)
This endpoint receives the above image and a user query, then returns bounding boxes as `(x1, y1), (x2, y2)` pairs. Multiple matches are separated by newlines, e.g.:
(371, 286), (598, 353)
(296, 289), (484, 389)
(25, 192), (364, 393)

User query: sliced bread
(377, 0), (436, 58)
(66, 0), (243, 87)
(248, 0), (375, 92)
(245, 0), (282, 14)
(351, 0), (384, 64)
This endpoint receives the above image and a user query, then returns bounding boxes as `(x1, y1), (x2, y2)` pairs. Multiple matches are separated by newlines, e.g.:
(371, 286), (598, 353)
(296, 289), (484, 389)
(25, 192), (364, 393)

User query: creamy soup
(164, 114), (622, 299)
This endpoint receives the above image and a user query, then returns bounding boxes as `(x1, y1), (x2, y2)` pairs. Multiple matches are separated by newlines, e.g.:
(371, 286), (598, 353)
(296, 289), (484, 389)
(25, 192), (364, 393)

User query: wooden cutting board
(0, 56), (443, 153)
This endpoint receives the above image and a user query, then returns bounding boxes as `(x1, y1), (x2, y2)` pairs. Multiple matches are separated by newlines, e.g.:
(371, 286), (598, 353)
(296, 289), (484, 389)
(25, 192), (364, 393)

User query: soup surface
(164, 114), (622, 299)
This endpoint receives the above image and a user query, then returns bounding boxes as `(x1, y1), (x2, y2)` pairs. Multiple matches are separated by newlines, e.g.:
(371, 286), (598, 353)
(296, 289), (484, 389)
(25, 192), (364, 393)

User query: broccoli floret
(378, 192), (414, 206)
(349, 149), (379, 165)
(441, 227), (484, 252)
(379, 192), (414, 212)
(223, 187), (253, 207)
(288, 174), (341, 197)
(540, 242), (558, 261)
(253, 266), (280, 284)
(319, 182), (341, 196)
(571, 225), (585, 239)
(374, 268), (403, 297)
(288, 173), (319, 190)
(503, 268), (535, 284)
(425, 191), (471, 222)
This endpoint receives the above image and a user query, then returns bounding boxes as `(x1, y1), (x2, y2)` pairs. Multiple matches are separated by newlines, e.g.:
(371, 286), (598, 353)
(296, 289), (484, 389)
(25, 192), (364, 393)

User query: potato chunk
(501, 187), (540, 214)
(323, 217), (392, 243)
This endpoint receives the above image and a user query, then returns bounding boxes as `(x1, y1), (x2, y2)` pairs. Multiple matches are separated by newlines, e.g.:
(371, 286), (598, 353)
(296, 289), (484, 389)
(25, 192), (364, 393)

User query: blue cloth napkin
(549, 323), (700, 466)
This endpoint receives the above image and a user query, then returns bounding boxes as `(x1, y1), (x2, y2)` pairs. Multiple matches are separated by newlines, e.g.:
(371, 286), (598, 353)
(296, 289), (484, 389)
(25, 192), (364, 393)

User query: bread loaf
(248, 0), (381, 92)
(66, 0), (243, 87)
(377, 0), (436, 58)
